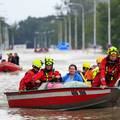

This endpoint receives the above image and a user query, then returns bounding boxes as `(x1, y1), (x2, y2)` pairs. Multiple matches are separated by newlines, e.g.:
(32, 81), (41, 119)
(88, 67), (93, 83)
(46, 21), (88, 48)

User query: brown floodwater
(0, 49), (120, 120)
(1, 105), (120, 120)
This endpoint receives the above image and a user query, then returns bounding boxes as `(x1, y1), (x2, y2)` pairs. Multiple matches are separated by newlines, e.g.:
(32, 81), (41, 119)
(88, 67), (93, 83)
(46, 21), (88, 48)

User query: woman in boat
(62, 64), (83, 83)
(19, 59), (43, 92)
(33, 57), (62, 84)
(7, 53), (15, 64)
(92, 46), (120, 88)
(13, 53), (19, 65)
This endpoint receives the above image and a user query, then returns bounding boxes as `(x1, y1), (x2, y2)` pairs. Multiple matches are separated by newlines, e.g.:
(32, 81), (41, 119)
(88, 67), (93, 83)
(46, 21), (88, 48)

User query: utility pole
(68, 13), (72, 48)
(60, 20), (63, 43)
(74, 10), (78, 49)
(34, 31), (39, 49)
(82, 5), (85, 50)
(64, 16), (67, 43)
(108, 0), (111, 47)
(0, 19), (2, 50)
(93, 0), (97, 49)
(69, 3), (85, 50)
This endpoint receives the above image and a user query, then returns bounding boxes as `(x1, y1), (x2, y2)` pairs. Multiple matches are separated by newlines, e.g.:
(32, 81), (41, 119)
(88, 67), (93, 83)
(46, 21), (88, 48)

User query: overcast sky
(0, 0), (62, 24)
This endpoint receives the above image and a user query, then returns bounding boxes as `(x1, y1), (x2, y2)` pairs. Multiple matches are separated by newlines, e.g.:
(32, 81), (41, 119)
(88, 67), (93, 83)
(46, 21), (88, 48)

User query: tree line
(9, 0), (120, 50)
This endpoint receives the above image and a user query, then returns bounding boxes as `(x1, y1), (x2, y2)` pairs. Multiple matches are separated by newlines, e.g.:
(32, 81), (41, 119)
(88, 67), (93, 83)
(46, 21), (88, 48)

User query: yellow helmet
(107, 46), (119, 55)
(83, 61), (91, 69)
(96, 56), (104, 64)
(45, 57), (54, 65)
(32, 59), (43, 69)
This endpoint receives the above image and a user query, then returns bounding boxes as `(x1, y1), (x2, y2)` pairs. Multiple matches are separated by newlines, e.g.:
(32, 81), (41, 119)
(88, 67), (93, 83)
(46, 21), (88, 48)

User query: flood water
(0, 49), (120, 120)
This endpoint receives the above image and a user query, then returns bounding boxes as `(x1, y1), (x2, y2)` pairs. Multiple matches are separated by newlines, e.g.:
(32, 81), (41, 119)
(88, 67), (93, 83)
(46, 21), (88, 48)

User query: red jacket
(100, 56), (120, 86)
(33, 68), (61, 82)
(19, 69), (39, 91)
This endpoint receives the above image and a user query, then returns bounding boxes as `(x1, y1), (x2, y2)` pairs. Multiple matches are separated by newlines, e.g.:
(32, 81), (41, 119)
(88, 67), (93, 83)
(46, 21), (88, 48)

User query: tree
(97, 0), (120, 49)
(111, 0), (120, 48)
(13, 16), (58, 48)
(97, 2), (108, 49)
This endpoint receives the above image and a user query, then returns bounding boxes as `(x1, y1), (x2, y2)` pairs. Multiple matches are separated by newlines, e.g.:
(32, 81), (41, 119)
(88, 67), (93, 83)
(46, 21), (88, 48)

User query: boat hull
(0, 62), (21, 72)
(5, 88), (120, 110)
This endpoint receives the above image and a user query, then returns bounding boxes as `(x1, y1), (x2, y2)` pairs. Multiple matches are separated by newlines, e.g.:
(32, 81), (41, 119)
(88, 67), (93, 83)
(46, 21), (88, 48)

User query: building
(0, 17), (9, 50)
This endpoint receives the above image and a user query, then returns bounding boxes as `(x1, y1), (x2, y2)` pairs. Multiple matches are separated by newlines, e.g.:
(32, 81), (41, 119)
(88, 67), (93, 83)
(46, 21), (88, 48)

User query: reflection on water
(0, 106), (120, 120)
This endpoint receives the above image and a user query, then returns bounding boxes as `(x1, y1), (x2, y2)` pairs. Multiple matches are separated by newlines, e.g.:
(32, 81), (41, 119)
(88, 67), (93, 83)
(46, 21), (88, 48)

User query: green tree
(14, 16), (58, 48)
(111, 0), (120, 48)
(97, 0), (120, 49)
(97, 2), (108, 49)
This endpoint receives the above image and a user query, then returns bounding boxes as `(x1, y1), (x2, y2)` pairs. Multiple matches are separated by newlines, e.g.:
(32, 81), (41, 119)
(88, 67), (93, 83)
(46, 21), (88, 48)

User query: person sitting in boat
(80, 61), (93, 86)
(92, 56), (104, 87)
(92, 46), (120, 88)
(33, 57), (62, 85)
(19, 59), (43, 92)
(13, 53), (19, 65)
(7, 53), (15, 64)
(92, 56), (104, 80)
(62, 64), (83, 83)
(1, 59), (6, 63)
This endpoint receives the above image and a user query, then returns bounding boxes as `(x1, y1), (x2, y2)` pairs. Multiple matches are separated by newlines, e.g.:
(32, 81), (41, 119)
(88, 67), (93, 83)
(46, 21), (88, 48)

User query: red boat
(34, 48), (49, 53)
(0, 61), (21, 72)
(4, 87), (120, 110)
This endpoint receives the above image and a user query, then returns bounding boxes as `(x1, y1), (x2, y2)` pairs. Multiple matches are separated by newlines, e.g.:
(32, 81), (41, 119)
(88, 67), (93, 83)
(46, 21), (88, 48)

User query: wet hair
(69, 64), (77, 70)
(14, 53), (18, 56)
(1, 59), (6, 62)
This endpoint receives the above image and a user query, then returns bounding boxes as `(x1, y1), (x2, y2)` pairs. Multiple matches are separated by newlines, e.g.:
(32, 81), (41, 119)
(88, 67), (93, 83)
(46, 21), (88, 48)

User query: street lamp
(64, 15), (68, 43)
(93, 0), (97, 49)
(108, 0), (111, 47)
(43, 32), (47, 48)
(68, 10), (72, 49)
(74, 10), (78, 49)
(61, 6), (68, 43)
(34, 31), (39, 49)
(55, 4), (64, 44)
(63, 0), (72, 49)
(69, 3), (85, 50)
(47, 30), (55, 48)
(0, 20), (2, 50)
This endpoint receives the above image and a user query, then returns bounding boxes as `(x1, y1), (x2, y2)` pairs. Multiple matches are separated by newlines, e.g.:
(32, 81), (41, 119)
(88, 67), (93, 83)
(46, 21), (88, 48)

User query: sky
(0, 0), (62, 24)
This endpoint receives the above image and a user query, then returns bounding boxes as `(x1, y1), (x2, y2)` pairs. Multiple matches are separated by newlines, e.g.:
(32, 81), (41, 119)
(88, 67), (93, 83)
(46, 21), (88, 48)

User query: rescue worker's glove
(35, 80), (41, 83)
(51, 75), (61, 82)
(19, 89), (25, 93)
(100, 85), (108, 89)
(100, 77), (107, 89)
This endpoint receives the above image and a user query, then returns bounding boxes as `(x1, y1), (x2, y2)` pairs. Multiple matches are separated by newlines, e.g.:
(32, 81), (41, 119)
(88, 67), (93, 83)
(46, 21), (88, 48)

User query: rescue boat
(4, 87), (120, 110)
(0, 62), (21, 72)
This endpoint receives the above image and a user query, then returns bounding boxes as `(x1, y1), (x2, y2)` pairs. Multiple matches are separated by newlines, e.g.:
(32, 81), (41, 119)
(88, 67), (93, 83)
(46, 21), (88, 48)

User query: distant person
(7, 53), (15, 64)
(1, 59), (6, 63)
(19, 59), (43, 92)
(62, 64), (83, 83)
(0, 52), (2, 59)
(13, 53), (19, 65)
(82, 61), (93, 86)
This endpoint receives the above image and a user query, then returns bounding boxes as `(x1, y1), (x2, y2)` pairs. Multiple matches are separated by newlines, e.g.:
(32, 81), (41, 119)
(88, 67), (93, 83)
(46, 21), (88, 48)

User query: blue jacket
(62, 72), (83, 83)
